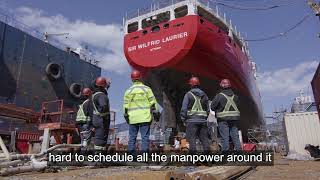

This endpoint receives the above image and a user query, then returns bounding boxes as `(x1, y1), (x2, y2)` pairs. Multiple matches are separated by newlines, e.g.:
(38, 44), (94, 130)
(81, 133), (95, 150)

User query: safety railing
(126, 0), (188, 20)
(0, 9), (99, 66)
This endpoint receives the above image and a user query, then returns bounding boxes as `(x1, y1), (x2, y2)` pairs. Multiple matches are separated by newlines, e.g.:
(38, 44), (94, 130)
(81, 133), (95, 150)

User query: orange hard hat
(95, 77), (111, 88)
(131, 70), (142, 80)
(220, 79), (231, 88)
(188, 77), (200, 86)
(82, 88), (92, 96)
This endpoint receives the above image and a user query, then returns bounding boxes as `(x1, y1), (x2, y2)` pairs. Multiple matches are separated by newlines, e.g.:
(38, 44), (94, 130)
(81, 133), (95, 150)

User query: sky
(1, 0), (319, 124)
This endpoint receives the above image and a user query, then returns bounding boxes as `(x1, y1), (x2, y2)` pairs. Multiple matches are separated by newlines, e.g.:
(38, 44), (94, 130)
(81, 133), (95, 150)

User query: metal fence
(126, 0), (188, 20)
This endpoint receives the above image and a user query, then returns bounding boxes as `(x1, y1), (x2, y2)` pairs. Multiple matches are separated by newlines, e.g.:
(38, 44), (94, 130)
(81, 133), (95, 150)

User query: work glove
(150, 105), (160, 122)
(124, 113), (129, 124)
(180, 117), (186, 127)
(124, 108), (130, 124)
(152, 110), (160, 122)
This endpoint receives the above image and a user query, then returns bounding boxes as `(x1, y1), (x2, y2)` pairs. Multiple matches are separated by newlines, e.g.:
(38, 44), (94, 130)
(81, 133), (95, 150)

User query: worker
(180, 77), (210, 153)
(211, 79), (241, 151)
(123, 70), (159, 155)
(92, 77), (111, 151)
(76, 88), (93, 148)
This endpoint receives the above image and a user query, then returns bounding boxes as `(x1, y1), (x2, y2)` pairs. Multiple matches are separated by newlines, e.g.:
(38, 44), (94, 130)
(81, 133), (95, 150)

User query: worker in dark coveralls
(180, 77), (210, 153)
(76, 88), (94, 148)
(123, 70), (159, 155)
(92, 77), (111, 151)
(211, 79), (241, 151)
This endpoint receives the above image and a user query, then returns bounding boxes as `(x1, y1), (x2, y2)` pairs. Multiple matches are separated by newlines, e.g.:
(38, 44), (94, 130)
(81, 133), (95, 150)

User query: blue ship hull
(0, 20), (101, 134)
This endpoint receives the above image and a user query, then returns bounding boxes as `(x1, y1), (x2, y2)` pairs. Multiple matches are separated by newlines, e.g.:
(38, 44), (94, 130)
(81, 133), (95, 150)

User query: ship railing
(0, 9), (99, 66)
(125, 0), (218, 20)
(125, 0), (186, 20)
(124, 0), (249, 54)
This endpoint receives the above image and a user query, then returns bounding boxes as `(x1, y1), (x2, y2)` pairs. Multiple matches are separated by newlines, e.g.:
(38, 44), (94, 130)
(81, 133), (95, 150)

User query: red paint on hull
(124, 15), (263, 120)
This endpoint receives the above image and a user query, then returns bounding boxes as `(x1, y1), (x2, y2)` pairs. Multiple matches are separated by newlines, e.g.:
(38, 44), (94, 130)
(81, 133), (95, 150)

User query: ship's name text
(127, 32), (188, 52)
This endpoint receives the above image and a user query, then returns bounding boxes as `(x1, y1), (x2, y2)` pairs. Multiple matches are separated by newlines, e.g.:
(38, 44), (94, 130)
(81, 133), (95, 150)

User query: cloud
(13, 6), (129, 74)
(257, 61), (318, 97)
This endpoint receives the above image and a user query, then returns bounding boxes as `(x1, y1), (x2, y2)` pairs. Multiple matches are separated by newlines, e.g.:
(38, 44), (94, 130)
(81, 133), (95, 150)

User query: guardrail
(0, 9), (99, 66)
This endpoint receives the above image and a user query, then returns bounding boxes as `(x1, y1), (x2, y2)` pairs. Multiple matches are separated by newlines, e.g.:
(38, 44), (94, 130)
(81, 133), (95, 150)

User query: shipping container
(311, 63), (320, 119)
(283, 112), (320, 155)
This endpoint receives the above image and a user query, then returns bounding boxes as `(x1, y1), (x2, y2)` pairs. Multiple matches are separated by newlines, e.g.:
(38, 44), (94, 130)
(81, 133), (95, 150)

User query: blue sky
(1, 0), (319, 124)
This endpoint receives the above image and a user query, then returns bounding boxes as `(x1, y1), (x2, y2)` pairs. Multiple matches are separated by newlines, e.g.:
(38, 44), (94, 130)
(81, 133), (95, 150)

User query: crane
(43, 32), (69, 43)
(307, 0), (320, 37)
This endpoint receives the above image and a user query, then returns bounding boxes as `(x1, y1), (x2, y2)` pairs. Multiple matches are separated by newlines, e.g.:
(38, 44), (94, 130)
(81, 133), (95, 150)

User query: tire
(45, 63), (62, 80)
(69, 83), (82, 98)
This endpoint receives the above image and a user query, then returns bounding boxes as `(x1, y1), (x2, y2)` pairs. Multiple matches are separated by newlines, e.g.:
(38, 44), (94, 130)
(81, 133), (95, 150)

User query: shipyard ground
(3, 154), (320, 180)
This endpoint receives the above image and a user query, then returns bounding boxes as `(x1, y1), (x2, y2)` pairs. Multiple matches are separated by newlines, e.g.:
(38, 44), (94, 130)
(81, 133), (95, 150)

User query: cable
(245, 14), (311, 42)
(209, 0), (299, 11)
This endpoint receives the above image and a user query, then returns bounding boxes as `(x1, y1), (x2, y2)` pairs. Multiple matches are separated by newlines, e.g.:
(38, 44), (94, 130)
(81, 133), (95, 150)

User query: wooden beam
(10, 131), (16, 152)
(0, 136), (10, 160)
(40, 128), (50, 153)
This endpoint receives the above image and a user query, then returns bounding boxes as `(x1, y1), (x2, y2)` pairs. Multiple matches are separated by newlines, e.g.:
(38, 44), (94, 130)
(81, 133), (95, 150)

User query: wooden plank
(201, 166), (252, 180)
(166, 166), (252, 180)
(38, 123), (76, 131)
(165, 167), (227, 180)
(9, 131), (16, 152)
(0, 136), (10, 160)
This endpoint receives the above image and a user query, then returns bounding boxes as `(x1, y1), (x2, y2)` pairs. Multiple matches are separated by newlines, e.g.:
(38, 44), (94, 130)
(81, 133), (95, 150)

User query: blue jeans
(128, 122), (150, 154)
(218, 121), (241, 151)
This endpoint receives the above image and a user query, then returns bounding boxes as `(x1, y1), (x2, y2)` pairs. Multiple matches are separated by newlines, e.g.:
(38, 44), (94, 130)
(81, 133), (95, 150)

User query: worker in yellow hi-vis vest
(76, 88), (94, 148)
(211, 79), (241, 151)
(123, 70), (159, 154)
(180, 77), (210, 153)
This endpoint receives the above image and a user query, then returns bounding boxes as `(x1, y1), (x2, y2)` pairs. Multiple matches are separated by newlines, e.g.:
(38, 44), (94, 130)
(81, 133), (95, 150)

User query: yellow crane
(43, 32), (69, 43)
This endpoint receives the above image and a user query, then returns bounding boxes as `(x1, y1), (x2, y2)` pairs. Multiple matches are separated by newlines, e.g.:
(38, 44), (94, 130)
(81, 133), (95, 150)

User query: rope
(210, 0), (300, 11)
(245, 14), (311, 42)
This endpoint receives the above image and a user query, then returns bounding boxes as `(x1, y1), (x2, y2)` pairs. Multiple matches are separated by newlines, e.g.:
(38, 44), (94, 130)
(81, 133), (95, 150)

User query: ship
(123, 0), (264, 141)
(311, 63), (320, 119)
(0, 11), (101, 152)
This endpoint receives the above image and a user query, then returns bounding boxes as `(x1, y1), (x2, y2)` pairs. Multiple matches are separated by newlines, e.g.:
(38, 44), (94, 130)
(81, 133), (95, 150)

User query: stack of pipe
(0, 138), (82, 176)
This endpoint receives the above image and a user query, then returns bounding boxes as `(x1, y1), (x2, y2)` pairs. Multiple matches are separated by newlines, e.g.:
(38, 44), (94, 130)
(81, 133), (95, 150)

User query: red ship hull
(124, 15), (264, 139)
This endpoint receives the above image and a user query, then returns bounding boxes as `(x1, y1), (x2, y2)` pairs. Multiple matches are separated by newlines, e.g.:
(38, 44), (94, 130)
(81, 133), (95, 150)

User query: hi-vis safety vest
(123, 82), (157, 124)
(76, 99), (90, 123)
(187, 92), (208, 117)
(92, 92), (109, 117)
(216, 93), (240, 118)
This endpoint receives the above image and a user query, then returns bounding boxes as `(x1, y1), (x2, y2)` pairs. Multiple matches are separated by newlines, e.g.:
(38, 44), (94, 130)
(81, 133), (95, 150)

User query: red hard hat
(220, 79), (231, 88)
(188, 77), (200, 86)
(131, 70), (142, 80)
(95, 77), (111, 88)
(82, 88), (92, 96)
